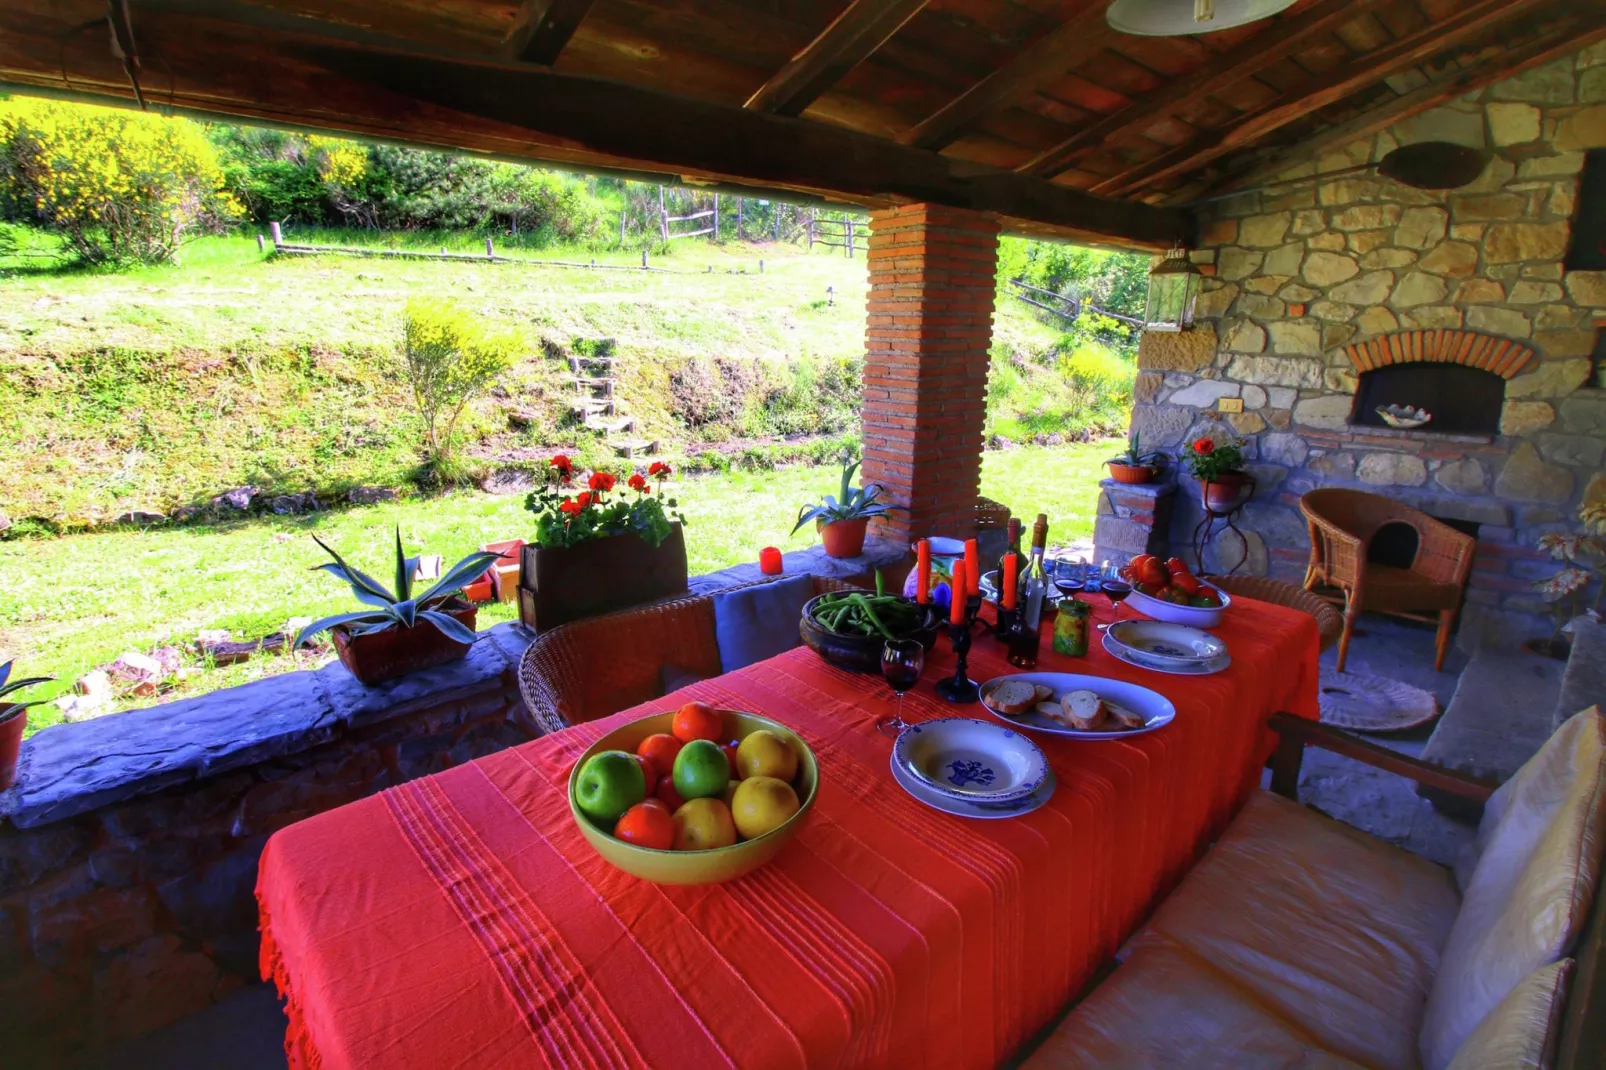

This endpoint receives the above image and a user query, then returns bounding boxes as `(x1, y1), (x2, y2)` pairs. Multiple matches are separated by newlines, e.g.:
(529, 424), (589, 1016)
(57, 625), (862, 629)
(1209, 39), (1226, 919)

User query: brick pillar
(861, 204), (1000, 544)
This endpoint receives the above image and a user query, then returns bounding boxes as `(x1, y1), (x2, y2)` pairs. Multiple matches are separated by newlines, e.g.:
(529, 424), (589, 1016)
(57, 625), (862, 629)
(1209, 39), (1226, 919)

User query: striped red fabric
(256, 597), (1320, 1069)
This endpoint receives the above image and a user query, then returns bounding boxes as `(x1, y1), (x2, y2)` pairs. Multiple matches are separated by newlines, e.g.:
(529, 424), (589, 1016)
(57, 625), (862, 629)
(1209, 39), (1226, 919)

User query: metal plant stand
(1191, 475), (1256, 576)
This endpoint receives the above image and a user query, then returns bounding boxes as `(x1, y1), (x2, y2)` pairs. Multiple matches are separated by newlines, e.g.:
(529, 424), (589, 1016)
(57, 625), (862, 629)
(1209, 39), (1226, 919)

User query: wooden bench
(1022, 707), (1606, 1069)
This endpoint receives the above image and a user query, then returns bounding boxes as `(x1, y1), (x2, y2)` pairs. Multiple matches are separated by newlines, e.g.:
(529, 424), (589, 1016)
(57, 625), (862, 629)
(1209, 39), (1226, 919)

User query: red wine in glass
(877, 639), (925, 736)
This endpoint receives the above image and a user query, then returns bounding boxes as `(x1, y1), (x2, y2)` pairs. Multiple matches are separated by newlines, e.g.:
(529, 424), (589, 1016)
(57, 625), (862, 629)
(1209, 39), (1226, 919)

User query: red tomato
(636, 734), (683, 780)
(1135, 558), (1168, 588)
(631, 753), (658, 795)
(1172, 571), (1202, 595)
(613, 799), (675, 850)
(672, 702), (724, 743)
(654, 777), (685, 812)
(1165, 557), (1192, 577)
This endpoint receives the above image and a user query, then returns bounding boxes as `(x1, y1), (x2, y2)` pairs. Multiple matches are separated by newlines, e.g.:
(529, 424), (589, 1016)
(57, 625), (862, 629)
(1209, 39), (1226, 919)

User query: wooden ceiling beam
(1197, 14), (1606, 200)
(744, 0), (929, 117)
(1089, 0), (1549, 197)
(898, 0), (1112, 152)
(0, 4), (1191, 249)
(504, 0), (599, 65)
(1092, 0), (1550, 198)
(1017, 0), (1392, 179)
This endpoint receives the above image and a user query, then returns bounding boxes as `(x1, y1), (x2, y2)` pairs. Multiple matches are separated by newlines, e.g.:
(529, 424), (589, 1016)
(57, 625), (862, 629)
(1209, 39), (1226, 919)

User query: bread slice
(1104, 701), (1146, 729)
(1036, 701), (1068, 723)
(989, 680), (1038, 716)
(1032, 684), (1055, 703)
(1060, 689), (1107, 731)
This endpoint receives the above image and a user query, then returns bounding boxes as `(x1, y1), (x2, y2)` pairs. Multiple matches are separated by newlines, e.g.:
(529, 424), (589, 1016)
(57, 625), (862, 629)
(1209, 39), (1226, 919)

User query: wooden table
(256, 598), (1320, 1069)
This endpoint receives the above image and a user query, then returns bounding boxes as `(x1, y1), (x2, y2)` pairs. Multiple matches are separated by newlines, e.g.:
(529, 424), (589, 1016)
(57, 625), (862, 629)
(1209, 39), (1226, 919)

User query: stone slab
(1555, 616), (1606, 729)
(687, 540), (908, 596)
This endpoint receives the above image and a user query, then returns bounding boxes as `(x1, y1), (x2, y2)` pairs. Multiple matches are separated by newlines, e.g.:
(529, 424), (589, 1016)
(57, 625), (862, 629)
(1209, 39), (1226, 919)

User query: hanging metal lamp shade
(1107, 0), (1299, 36)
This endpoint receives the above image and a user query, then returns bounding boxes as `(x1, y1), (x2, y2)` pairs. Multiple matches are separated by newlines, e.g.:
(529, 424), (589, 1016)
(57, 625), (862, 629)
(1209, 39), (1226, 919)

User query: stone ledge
(0, 623), (534, 829)
(688, 540), (908, 595)
(1097, 477), (1178, 499)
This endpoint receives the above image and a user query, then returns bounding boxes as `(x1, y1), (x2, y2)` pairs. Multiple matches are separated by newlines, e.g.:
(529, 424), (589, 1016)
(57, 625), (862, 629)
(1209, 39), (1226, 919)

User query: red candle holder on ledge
(759, 546), (783, 575)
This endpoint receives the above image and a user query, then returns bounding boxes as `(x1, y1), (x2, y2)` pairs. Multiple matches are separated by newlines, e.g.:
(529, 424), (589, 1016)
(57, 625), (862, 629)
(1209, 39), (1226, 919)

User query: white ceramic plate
(893, 718), (1049, 803)
(1101, 633), (1231, 676)
(1123, 580), (1231, 629)
(978, 672), (1176, 739)
(889, 753), (1056, 819)
(1105, 619), (1227, 666)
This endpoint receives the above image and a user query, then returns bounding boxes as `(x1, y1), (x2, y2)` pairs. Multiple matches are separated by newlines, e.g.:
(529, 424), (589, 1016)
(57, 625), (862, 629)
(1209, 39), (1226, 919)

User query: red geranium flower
(588, 471), (616, 492)
(648, 461), (671, 478)
(558, 496), (582, 516)
(628, 473), (648, 493)
(1192, 437), (1216, 455)
(549, 454), (574, 481)
(576, 492), (593, 509)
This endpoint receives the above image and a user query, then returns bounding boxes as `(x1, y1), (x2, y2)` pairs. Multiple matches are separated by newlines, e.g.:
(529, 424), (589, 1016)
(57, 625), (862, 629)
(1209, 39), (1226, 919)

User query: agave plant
(293, 530), (503, 649)
(1107, 431), (1161, 468)
(0, 660), (54, 724)
(791, 453), (899, 534)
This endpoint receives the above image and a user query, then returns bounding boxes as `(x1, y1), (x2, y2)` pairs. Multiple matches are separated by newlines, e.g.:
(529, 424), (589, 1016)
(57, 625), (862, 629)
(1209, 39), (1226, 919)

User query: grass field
(1, 442), (1113, 732)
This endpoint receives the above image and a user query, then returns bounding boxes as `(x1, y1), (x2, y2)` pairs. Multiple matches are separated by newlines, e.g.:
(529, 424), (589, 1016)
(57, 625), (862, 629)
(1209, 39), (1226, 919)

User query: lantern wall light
(1142, 245), (1201, 333)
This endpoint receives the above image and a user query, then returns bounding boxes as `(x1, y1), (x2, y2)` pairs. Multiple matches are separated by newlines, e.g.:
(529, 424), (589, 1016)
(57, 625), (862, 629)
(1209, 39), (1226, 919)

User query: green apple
(672, 739), (730, 801)
(575, 750), (646, 824)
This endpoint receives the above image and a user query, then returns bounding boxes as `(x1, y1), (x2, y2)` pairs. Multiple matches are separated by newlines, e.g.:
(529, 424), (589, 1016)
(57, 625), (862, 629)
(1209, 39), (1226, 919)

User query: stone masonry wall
(0, 626), (535, 1068)
(1128, 45), (1606, 648)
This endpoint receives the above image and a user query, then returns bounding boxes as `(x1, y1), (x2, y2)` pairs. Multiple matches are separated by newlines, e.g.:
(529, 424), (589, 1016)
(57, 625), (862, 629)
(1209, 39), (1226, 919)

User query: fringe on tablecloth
(258, 892), (325, 1070)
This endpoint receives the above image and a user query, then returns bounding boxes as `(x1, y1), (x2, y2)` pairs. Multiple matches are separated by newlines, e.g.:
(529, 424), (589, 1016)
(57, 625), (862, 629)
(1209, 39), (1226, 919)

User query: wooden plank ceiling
(0, 0), (1601, 248)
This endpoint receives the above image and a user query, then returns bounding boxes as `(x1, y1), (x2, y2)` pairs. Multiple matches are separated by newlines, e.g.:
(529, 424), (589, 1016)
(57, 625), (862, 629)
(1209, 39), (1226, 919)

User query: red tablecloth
(257, 597), (1319, 1069)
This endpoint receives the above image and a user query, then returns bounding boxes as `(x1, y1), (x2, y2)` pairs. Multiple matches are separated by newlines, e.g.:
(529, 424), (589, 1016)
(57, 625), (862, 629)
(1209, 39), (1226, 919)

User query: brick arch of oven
(1341, 329), (1537, 437)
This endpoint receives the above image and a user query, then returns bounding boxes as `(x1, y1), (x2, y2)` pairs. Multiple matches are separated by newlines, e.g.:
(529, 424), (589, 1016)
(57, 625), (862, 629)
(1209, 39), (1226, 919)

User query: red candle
(915, 540), (931, 604)
(949, 561), (967, 625)
(1002, 553), (1018, 611)
(759, 546), (783, 575)
(964, 539), (980, 596)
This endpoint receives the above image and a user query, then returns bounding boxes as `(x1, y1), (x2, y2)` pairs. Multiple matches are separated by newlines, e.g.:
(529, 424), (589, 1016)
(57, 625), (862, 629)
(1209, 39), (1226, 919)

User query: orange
(672, 702), (724, 744)
(637, 733), (684, 780)
(614, 799), (675, 850)
(672, 798), (736, 851)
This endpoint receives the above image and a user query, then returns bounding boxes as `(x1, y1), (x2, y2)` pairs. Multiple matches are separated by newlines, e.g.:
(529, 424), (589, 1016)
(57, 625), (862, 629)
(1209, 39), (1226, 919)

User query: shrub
(401, 299), (519, 467)
(0, 99), (241, 265)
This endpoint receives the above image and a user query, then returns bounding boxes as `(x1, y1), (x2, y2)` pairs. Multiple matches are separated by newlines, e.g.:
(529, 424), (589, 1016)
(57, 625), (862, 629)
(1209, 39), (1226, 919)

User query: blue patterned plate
(892, 718), (1050, 803)
(889, 754), (1056, 820)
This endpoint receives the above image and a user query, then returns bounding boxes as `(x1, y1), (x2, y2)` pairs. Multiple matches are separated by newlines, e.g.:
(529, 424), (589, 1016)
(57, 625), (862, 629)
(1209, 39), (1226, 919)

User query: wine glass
(1053, 555), (1084, 597)
(1101, 561), (1132, 611)
(877, 639), (926, 736)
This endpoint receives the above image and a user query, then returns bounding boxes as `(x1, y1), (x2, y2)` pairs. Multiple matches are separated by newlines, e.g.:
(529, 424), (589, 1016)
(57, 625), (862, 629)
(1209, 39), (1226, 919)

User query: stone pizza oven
(1114, 48), (1606, 648)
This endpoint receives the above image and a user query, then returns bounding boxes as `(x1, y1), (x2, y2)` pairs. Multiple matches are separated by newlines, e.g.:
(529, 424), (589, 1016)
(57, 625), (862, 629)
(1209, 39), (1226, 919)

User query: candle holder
(935, 621), (979, 703)
(993, 605), (1018, 643)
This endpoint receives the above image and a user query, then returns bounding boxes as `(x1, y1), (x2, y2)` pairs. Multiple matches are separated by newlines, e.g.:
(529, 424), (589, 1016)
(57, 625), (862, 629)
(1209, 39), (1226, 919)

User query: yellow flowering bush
(0, 98), (242, 264)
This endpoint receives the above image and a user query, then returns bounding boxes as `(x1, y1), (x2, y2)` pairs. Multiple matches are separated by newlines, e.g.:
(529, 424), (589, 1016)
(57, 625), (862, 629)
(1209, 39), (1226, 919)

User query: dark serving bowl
(798, 593), (943, 673)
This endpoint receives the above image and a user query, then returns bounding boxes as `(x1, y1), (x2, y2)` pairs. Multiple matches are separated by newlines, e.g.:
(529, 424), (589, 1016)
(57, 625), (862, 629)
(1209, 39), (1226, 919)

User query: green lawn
(1, 442), (1111, 732)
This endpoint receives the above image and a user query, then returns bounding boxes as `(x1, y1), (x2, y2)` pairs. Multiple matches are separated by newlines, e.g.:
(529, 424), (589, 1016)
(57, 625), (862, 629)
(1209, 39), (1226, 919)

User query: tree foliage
(0, 99), (241, 265)
(401, 299), (519, 468)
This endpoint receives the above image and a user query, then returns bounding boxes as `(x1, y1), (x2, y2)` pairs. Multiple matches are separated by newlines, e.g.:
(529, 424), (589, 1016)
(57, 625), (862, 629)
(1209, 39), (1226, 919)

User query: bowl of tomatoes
(1121, 555), (1231, 628)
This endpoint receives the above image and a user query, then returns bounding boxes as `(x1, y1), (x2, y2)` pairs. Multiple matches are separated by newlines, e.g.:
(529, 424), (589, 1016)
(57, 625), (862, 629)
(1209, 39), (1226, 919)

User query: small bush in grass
(401, 299), (518, 471)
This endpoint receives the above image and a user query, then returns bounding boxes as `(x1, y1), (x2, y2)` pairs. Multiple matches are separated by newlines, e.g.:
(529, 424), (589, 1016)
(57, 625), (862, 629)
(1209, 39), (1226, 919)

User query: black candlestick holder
(935, 621), (979, 703)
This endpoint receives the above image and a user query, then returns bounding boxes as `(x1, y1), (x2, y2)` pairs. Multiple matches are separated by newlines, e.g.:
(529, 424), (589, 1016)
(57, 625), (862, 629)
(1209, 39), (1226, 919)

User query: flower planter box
(331, 601), (478, 685)
(517, 524), (688, 634)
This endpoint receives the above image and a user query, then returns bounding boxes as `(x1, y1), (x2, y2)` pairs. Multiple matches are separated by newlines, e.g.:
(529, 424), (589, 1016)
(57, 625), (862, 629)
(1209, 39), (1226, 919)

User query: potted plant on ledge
(792, 453), (899, 559)
(1183, 433), (1253, 514)
(1105, 432), (1161, 485)
(0, 661), (53, 790)
(519, 456), (689, 632)
(293, 531), (503, 685)
(1529, 500), (1605, 659)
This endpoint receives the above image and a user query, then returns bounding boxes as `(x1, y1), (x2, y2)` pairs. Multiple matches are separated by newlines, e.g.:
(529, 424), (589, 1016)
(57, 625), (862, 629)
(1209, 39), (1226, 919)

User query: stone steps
(610, 438), (660, 458)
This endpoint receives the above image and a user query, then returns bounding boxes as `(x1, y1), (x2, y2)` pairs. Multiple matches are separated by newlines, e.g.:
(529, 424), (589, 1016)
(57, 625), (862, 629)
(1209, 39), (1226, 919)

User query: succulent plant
(791, 453), (899, 534)
(293, 529), (503, 649)
(0, 660), (53, 724)
(1107, 432), (1161, 468)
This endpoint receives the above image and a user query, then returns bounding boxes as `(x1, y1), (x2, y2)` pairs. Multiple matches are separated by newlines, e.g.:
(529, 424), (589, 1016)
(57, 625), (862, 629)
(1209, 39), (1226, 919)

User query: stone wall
(0, 625), (536, 1068)
(1126, 45), (1606, 647)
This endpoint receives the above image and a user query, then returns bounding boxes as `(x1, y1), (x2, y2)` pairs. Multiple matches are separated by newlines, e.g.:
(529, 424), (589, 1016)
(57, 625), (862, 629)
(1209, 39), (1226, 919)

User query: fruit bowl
(798, 593), (941, 673)
(1123, 580), (1231, 629)
(568, 709), (819, 885)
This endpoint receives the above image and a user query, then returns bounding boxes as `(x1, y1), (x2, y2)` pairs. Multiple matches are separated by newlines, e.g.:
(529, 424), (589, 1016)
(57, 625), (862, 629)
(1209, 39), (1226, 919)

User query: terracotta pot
(1107, 462), (1155, 485)
(517, 525), (689, 634)
(331, 601), (478, 686)
(0, 708), (25, 791)
(819, 518), (870, 559)
(1201, 472), (1254, 514)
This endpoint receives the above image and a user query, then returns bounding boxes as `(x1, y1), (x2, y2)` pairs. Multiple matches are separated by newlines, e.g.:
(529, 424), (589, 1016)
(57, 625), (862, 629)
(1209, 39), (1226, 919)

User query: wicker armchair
(1299, 489), (1476, 673)
(517, 575), (858, 735)
(1204, 574), (1345, 654)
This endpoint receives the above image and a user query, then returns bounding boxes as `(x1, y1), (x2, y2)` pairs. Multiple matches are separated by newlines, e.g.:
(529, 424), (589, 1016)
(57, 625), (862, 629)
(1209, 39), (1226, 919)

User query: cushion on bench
(713, 574), (816, 674)
(1445, 959), (1573, 1070)
(1132, 789), (1460, 1070)
(1420, 706), (1606, 1070)
(1021, 938), (1366, 1070)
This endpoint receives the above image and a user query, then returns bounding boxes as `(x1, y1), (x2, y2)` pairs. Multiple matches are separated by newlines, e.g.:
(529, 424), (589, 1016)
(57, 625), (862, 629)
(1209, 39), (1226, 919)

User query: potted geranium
(519, 456), (689, 631)
(0, 661), (53, 790)
(293, 531), (503, 685)
(1528, 501), (1605, 659)
(1105, 432), (1161, 485)
(1183, 433), (1253, 513)
(791, 453), (899, 558)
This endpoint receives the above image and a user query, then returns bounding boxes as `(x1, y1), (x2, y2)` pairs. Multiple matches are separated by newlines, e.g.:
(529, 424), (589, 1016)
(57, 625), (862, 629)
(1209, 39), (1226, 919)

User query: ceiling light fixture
(1106, 0), (1299, 36)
